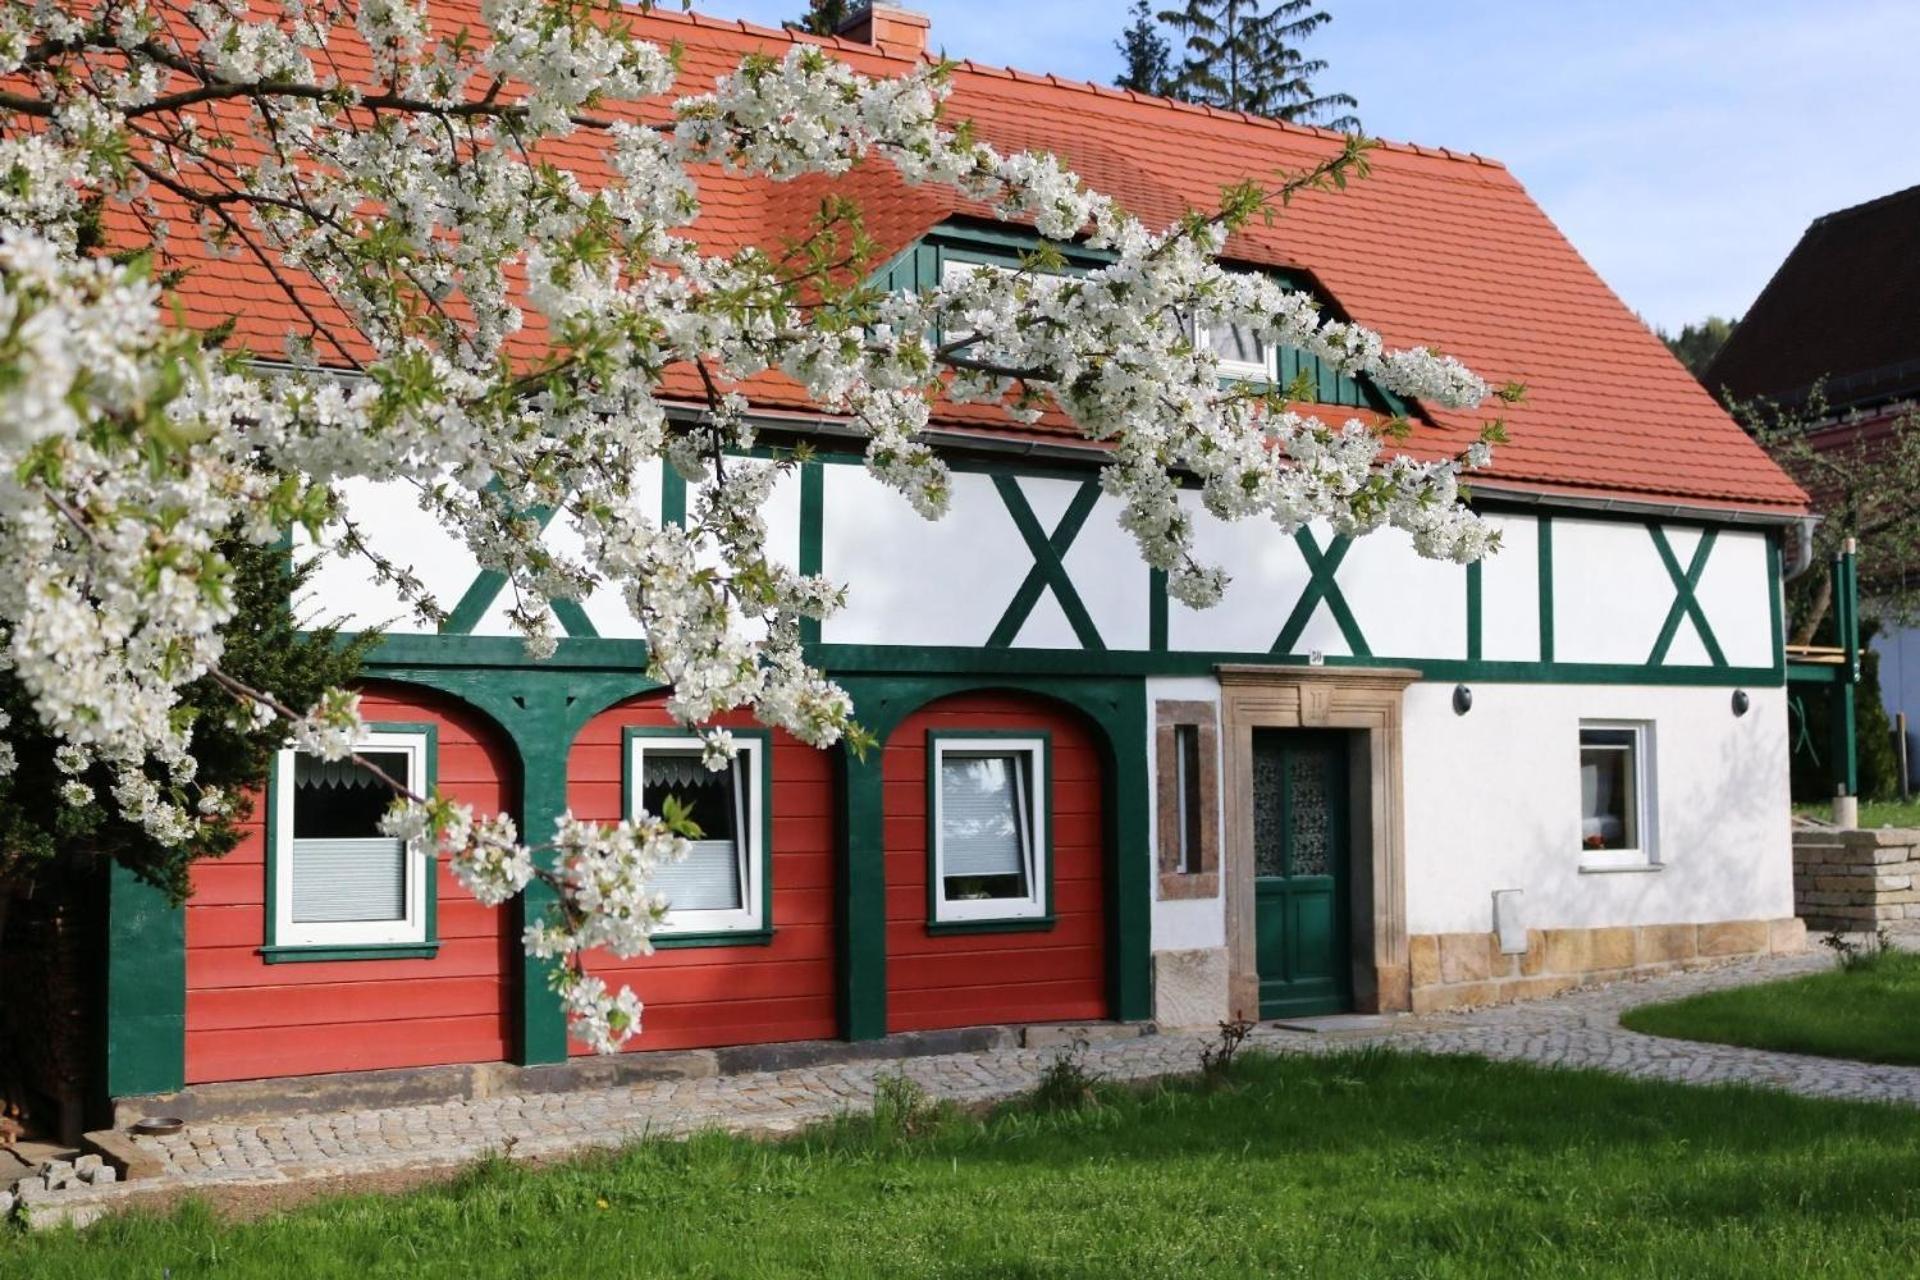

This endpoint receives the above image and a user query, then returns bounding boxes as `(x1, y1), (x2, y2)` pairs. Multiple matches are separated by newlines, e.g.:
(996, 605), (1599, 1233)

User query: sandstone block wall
(1408, 917), (1806, 1014)
(1793, 828), (1920, 932)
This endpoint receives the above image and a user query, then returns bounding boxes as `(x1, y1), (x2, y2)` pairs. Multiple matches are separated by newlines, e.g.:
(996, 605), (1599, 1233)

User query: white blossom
(0, 2), (1506, 1050)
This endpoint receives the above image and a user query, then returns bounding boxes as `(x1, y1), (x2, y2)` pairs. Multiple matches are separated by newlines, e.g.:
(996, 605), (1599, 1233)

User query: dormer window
(1198, 320), (1275, 382)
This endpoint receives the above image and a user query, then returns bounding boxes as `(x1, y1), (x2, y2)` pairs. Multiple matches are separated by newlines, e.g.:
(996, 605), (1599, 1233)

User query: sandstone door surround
(1217, 664), (1420, 1018)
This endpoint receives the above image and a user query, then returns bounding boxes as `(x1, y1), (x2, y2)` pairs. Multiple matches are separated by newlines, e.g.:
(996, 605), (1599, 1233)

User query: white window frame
(930, 736), (1049, 924)
(1195, 320), (1276, 382)
(626, 734), (766, 936)
(272, 728), (431, 948)
(1577, 720), (1658, 872)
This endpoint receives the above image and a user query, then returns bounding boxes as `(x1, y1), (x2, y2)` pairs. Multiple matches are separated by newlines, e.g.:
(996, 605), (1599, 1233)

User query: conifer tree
(793, 0), (855, 37)
(1158, 0), (1359, 130)
(1115, 0), (1172, 95)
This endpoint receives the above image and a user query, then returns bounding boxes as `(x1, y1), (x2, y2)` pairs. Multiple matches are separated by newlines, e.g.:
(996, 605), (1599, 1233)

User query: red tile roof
(140, 3), (1809, 515)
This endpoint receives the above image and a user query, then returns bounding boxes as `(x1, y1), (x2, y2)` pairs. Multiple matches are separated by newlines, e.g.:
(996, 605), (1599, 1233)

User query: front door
(1251, 729), (1352, 1018)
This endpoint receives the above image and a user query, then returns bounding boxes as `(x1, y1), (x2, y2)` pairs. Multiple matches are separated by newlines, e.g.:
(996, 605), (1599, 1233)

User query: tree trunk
(1792, 572), (1832, 647)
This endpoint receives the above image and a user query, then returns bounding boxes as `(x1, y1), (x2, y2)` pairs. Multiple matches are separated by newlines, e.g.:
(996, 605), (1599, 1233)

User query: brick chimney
(835, 4), (931, 59)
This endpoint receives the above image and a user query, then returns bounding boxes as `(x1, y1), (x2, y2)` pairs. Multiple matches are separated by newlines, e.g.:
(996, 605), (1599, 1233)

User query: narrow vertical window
(1155, 702), (1220, 898)
(1176, 724), (1204, 874)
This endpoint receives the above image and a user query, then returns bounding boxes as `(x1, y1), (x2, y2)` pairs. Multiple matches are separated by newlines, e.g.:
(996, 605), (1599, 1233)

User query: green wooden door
(1251, 729), (1352, 1018)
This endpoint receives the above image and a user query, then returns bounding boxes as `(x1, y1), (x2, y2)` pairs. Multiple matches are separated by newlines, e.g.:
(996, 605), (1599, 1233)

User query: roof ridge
(663, 5), (1508, 172)
(1809, 180), (1920, 228)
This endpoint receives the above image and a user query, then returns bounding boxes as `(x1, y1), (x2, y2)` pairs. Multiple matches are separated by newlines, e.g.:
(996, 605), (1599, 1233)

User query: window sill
(926, 916), (1056, 936)
(261, 942), (439, 964)
(651, 928), (774, 950)
(1577, 861), (1663, 876)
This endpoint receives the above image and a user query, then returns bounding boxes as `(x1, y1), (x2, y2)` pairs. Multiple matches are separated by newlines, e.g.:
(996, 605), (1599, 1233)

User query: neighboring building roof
(1706, 182), (1920, 414)
(146, 4), (1808, 516)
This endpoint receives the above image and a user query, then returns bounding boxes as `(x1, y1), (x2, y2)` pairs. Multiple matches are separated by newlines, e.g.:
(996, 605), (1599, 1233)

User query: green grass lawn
(1622, 949), (1920, 1066)
(11, 1049), (1920, 1278)
(1795, 798), (1920, 829)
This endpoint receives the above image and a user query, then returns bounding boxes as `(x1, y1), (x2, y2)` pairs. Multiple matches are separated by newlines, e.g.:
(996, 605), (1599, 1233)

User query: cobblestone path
(29, 950), (1920, 1225)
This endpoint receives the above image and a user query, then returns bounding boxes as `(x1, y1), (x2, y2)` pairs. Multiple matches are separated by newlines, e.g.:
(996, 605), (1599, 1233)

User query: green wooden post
(1106, 682), (1153, 1023)
(104, 862), (186, 1097)
(510, 684), (577, 1065)
(1833, 540), (1861, 800)
(836, 743), (889, 1040)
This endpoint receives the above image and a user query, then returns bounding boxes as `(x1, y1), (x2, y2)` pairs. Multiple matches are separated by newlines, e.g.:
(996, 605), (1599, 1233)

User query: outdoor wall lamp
(1731, 689), (1751, 717)
(1453, 684), (1473, 715)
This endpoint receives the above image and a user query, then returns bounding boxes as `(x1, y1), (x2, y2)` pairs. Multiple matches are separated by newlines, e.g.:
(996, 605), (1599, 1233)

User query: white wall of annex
(1551, 520), (1775, 669)
(1400, 680), (1793, 935)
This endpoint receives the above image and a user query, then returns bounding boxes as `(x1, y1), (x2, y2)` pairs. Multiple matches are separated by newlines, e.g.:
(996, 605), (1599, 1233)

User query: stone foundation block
(1590, 926), (1635, 971)
(1409, 934), (1441, 989)
(1541, 928), (1590, 975)
(1151, 947), (1230, 1029)
(1438, 931), (1493, 984)
(1768, 917), (1808, 953)
(1635, 924), (1697, 966)
(1699, 920), (1770, 956)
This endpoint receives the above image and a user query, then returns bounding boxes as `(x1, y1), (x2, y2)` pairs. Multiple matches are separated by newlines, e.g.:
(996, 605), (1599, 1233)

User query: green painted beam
(1272, 528), (1369, 658)
(104, 862), (185, 1097)
(986, 477), (1105, 651)
(1648, 525), (1727, 667)
(1537, 515), (1555, 664)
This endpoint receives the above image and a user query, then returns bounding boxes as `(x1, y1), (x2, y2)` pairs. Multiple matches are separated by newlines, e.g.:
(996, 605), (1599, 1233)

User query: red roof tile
(132, 2), (1807, 514)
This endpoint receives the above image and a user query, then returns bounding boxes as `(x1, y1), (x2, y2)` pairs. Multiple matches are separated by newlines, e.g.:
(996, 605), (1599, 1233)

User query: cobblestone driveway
(31, 950), (1920, 1225)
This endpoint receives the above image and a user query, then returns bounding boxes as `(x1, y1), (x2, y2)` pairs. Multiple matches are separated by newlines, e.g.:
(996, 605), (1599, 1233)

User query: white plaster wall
(1479, 514), (1540, 662)
(1401, 680), (1794, 935)
(293, 476), (480, 635)
(1691, 530), (1776, 668)
(1551, 520), (1775, 669)
(1339, 526), (1467, 661)
(820, 467), (1028, 647)
(1143, 675), (1227, 953)
(1551, 518), (1673, 664)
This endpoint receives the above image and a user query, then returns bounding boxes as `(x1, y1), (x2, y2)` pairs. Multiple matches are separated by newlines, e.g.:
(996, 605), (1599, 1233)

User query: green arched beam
(362, 658), (662, 1065)
(832, 674), (1152, 1041)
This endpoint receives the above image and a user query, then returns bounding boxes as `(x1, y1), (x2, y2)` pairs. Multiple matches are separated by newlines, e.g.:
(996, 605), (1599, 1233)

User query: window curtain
(643, 752), (746, 913)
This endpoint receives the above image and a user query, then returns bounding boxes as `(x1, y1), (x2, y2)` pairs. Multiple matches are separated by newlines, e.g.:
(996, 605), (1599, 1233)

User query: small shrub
(1822, 927), (1894, 973)
(872, 1071), (940, 1139)
(1029, 1042), (1101, 1112)
(1199, 1019), (1256, 1086)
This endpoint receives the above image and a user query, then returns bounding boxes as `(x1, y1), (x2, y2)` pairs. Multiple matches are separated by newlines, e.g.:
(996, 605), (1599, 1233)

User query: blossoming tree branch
(0, 0), (1513, 1049)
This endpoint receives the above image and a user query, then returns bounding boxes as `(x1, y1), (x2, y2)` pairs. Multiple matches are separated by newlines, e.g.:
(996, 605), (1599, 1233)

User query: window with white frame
(627, 733), (765, 935)
(1197, 320), (1274, 382)
(930, 736), (1048, 923)
(272, 727), (431, 949)
(1578, 723), (1656, 868)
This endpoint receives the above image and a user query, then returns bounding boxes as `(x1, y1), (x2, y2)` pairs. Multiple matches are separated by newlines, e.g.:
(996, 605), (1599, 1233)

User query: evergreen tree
(1158, 0), (1358, 130)
(792, 0), (855, 37)
(1659, 314), (1738, 379)
(1115, 0), (1172, 95)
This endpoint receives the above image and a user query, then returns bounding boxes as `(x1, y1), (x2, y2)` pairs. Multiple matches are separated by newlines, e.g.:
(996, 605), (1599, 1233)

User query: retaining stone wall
(1793, 827), (1920, 932)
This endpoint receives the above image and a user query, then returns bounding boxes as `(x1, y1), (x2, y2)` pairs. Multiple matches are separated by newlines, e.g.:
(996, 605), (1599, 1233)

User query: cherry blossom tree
(0, 0), (1514, 1051)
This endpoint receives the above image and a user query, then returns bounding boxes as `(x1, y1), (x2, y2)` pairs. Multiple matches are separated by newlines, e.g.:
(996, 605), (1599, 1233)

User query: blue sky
(693, 0), (1919, 333)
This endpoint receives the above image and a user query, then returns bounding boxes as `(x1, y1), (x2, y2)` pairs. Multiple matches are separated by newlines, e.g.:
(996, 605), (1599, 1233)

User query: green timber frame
(1787, 543), (1863, 800)
(100, 432), (1796, 1099)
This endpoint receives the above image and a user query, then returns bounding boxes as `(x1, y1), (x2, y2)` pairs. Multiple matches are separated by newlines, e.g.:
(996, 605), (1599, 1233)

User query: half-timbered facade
(101, 5), (1812, 1106)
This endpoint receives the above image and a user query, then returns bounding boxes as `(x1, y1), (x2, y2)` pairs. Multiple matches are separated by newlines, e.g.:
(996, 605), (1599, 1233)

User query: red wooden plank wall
(183, 682), (517, 1083)
(884, 692), (1108, 1033)
(565, 695), (838, 1055)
